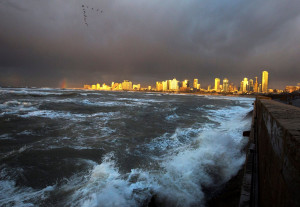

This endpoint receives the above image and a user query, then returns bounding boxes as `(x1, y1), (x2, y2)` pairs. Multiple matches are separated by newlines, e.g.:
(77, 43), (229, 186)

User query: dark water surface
(0, 88), (254, 206)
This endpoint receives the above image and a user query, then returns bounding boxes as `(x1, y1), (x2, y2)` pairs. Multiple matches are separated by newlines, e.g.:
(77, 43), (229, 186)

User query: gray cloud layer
(0, 0), (300, 88)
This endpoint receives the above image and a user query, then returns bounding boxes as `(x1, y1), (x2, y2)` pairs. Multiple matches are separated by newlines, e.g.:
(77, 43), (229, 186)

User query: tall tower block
(254, 77), (258, 93)
(223, 78), (229, 92)
(215, 78), (220, 91)
(262, 71), (268, 93)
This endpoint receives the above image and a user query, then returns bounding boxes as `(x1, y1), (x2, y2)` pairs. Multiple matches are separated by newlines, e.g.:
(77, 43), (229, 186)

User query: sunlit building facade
(82, 70), (273, 93)
(242, 78), (248, 92)
(182, 80), (189, 88)
(162, 81), (168, 91)
(156, 82), (163, 91)
(223, 78), (229, 92)
(122, 80), (133, 90)
(84, 85), (90, 89)
(133, 84), (141, 90)
(262, 71), (268, 93)
(96, 83), (100, 90)
(240, 81), (243, 92)
(215, 78), (220, 91)
(285, 85), (300, 93)
(249, 79), (254, 92)
(193, 79), (198, 89)
(229, 83), (234, 92)
(170, 78), (179, 91)
(254, 77), (258, 93)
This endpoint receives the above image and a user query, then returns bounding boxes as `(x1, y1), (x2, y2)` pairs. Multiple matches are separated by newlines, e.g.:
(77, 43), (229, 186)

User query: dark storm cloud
(0, 0), (300, 88)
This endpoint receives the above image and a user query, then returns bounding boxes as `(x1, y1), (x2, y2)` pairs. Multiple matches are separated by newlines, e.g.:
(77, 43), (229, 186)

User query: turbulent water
(0, 88), (254, 207)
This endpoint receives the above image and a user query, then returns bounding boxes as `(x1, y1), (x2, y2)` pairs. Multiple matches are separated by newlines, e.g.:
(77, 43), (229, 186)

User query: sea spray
(0, 88), (253, 206)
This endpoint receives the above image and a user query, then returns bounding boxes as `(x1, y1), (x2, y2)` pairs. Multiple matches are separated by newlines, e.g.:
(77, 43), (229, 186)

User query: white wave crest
(65, 102), (251, 206)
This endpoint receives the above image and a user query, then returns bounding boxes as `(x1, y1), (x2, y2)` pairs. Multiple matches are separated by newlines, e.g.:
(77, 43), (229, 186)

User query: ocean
(0, 88), (254, 207)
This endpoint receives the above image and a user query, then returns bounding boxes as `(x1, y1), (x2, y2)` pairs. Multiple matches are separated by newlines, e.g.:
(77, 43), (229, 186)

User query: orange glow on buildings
(82, 71), (288, 94)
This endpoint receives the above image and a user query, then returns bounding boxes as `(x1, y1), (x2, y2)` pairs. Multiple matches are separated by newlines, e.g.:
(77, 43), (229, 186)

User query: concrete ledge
(256, 98), (300, 207)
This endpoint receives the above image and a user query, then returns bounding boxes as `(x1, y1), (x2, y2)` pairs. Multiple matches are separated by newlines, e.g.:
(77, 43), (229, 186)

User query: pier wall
(255, 98), (300, 206)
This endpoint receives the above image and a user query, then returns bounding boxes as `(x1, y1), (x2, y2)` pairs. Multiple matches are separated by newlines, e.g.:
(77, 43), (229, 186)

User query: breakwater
(240, 97), (300, 207)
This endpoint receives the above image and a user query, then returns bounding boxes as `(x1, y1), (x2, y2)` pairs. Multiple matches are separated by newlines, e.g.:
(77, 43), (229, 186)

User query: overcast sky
(0, 0), (300, 88)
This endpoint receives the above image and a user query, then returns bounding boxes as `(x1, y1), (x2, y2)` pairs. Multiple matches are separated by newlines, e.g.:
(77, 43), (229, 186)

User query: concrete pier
(240, 97), (300, 207)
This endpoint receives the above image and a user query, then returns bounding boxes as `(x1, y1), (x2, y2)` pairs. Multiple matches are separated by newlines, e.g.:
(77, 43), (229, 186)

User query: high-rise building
(223, 78), (229, 92)
(259, 84), (262, 93)
(162, 81), (168, 91)
(156, 81), (163, 91)
(96, 83), (101, 90)
(208, 85), (211, 91)
(197, 84), (201, 90)
(168, 80), (172, 90)
(254, 77), (258, 93)
(133, 84), (141, 90)
(229, 83), (234, 92)
(193, 79), (198, 89)
(170, 78), (179, 90)
(243, 78), (248, 92)
(111, 83), (122, 90)
(122, 80), (133, 90)
(262, 71), (268, 93)
(182, 80), (189, 88)
(215, 78), (220, 91)
(240, 81), (244, 92)
(249, 79), (254, 92)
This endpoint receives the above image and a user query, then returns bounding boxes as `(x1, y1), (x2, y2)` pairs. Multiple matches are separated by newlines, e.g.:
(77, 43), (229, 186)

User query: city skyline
(83, 70), (278, 93)
(1, 0), (300, 89)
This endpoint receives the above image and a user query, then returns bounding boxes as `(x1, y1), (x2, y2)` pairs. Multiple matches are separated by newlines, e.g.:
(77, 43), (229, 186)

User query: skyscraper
(223, 78), (229, 92)
(182, 79), (189, 88)
(193, 79), (198, 89)
(254, 77), (258, 93)
(162, 81), (168, 91)
(215, 78), (220, 91)
(243, 77), (248, 92)
(170, 78), (179, 90)
(262, 71), (268, 93)
(240, 81), (244, 92)
(249, 79), (254, 92)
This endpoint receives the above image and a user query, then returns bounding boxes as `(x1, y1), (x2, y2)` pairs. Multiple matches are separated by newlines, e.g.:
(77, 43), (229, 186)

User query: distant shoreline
(0, 86), (259, 98)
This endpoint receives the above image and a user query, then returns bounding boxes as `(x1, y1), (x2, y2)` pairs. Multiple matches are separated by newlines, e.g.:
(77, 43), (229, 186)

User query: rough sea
(0, 88), (254, 207)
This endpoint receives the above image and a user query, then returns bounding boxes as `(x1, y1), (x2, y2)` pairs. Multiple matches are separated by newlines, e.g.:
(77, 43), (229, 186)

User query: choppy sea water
(0, 88), (254, 207)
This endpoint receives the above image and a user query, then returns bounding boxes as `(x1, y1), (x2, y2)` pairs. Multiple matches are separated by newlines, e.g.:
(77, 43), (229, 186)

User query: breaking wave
(0, 88), (254, 206)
